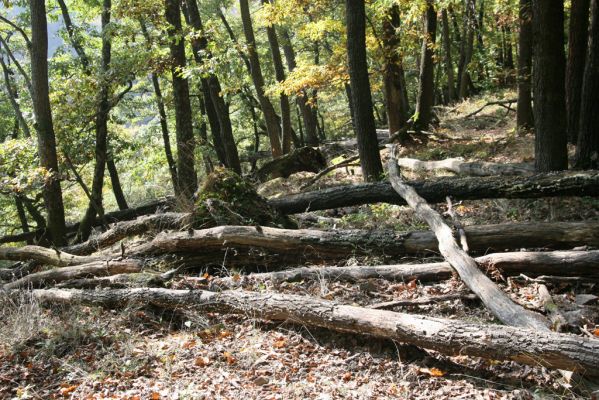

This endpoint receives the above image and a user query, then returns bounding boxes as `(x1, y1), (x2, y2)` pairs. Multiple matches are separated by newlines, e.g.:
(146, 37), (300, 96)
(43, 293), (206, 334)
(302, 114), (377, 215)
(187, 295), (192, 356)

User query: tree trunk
(76, 0), (112, 242)
(566, 0), (591, 144)
(0, 55), (31, 137)
(532, 0), (568, 172)
(239, 0), (283, 158)
(165, 0), (198, 198)
(214, 250), (599, 286)
(106, 158), (128, 210)
(150, 73), (178, 193)
(14, 197), (31, 244)
(280, 29), (319, 147)
(387, 155), (548, 330)
(56, 0), (91, 72)
(575, 0), (599, 169)
(345, 0), (384, 181)
(517, 0), (534, 132)
(414, 0), (437, 131)
(269, 170), (599, 213)
(441, 9), (456, 102)
(395, 157), (534, 176)
(29, 0), (67, 246)
(262, 0), (293, 153)
(30, 288), (599, 375)
(382, 4), (410, 138)
(185, 0), (242, 173)
(458, 0), (475, 99)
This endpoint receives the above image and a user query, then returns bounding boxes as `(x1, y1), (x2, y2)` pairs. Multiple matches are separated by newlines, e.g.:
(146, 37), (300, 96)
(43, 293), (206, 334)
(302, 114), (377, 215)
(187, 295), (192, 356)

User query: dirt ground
(1, 93), (598, 399)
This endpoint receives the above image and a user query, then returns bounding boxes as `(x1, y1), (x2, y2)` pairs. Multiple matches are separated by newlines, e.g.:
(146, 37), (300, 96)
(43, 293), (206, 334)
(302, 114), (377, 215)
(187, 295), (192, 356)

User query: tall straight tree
(575, 0), (599, 169)
(29, 0), (67, 245)
(239, 0), (283, 158)
(382, 4), (410, 138)
(77, 0), (118, 241)
(458, 0), (475, 99)
(517, 0), (534, 132)
(280, 29), (319, 147)
(441, 9), (456, 102)
(165, 0), (197, 198)
(345, 0), (383, 181)
(566, 0), (591, 144)
(532, 0), (567, 171)
(262, 0), (293, 153)
(414, 0), (437, 132)
(184, 0), (241, 173)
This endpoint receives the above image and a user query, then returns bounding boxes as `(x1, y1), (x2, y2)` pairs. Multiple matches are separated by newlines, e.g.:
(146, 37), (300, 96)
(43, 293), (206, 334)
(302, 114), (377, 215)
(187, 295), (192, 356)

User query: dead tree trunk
(30, 288), (599, 375)
(395, 157), (534, 176)
(269, 170), (599, 213)
(387, 153), (548, 330)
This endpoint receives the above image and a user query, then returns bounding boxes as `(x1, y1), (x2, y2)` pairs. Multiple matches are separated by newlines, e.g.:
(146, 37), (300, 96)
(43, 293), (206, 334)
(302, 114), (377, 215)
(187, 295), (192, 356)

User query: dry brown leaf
(194, 356), (210, 367)
(182, 339), (197, 349)
(223, 351), (237, 364)
(59, 384), (78, 396)
(150, 392), (161, 400)
(342, 372), (352, 382)
(593, 328), (599, 337)
(273, 338), (287, 349)
(419, 367), (446, 377)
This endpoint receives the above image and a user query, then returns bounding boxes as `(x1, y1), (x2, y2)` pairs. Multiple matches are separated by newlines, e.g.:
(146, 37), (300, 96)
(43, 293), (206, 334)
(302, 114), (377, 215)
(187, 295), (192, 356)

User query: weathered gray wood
(0, 246), (105, 267)
(29, 288), (599, 376)
(2, 259), (143, 289)
(387, 154), (549, 330)
(211, 250), (599, 287)
(269, 170), (599, 214)
(396, 157), (534, 176)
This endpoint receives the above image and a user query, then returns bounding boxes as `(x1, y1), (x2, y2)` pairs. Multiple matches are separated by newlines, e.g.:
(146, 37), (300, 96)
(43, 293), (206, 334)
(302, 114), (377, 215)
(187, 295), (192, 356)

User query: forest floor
(1, 92), (598, 399)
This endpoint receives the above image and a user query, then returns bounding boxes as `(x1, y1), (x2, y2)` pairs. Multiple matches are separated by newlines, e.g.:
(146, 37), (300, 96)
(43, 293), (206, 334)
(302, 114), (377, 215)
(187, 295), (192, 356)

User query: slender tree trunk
(197, 97), (214, 173)
(458, 0), (475, 99)
(345, 0), (384, 181)
(280, 29), (319, 147)
(532, 0), (568, 172)
(29, 0), (67, 246)
(575, 0), (599, 169)
(56, 0), (90, 72)
(184, 0), (241, 173)
(517, 0), (534, 132)
(566, 0), (591, 144)
(14, 197), (31, 244)
(77, 0), (112, 242)
(239, 0), (283, 158)
(106, 158), (128, 210)
(382, 4), (410, 138)
(0, 55), (30, 137)
(165, 0), (197, 198)
(414, 0), (437, 131)
(150, 73), (178, 193)
(441, 9), (456, 102)
(262, 0), (293, 153)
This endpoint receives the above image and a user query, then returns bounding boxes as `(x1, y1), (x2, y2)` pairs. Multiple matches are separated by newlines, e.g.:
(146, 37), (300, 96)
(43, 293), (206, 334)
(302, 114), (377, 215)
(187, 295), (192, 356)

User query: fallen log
(387, 153), (549, 329)
(28, 288), (599, 376)
(2, 259), (143, 289)
(130, 222), (599, 266)
(211, 250), (599, 287)
(396, 157), (534, 176)
(0, 246), (105, 267)
(268, 170), (599, 214)
(64, 212), (189, 255)
(464, 98), (517, 118)
(254, 147), (327, 182)
(369, 293), (478, 309)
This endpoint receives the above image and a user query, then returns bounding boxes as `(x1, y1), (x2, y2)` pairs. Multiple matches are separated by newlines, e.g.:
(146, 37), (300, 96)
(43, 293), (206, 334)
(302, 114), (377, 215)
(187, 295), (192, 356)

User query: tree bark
(575, 0), (599, 169)
(517, 0), (534, 132)
(414, 0), (437, 131)
(0, 54), (31, 137)
(3, 259), (142, 289)
(213, 250), (599, 287)
(30, 288), (599, 375)
(107, 158), (128, 210)
(566, 0), (591, 144)
(165, 0), (198, 198)
(382, 4), (410, 137)
(395, 157), (534, 176)
(152, 73), (178, 192)
(532, 0), (568, 172)
(239, 0), (283, 158)
(29, 0), (67, 246)
(0, 246), (104, 267)
(387, 155), (548, 330)
(184, 0), (241, 173)
(262, 0), (293, 153)
(56, 0), (91, 72)
(441, 9), (456, 103)
(457, 0), (475, 99)
(345, 0), (384, 181)
(280, 29), (319, 147)
(76, 0), (112, 242)
(269, 170), (599, 213)
(254, 147), (326, 182)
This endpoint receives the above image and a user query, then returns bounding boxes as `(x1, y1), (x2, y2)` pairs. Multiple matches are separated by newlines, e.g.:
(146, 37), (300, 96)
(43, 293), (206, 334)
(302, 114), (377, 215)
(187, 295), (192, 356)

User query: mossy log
(29, 288), (599, 376)
(254, 147), (327, 182)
